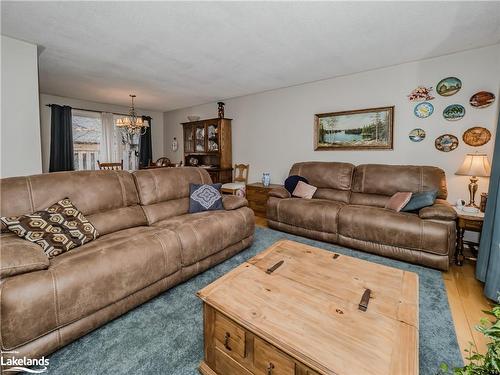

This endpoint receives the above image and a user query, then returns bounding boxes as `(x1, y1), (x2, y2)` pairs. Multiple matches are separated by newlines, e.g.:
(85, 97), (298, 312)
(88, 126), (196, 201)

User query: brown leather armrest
(419, 202), (457, 221)
(0, 234), (49, 278)
(268, 187), (291, 199)
(222, 196), (248, 210)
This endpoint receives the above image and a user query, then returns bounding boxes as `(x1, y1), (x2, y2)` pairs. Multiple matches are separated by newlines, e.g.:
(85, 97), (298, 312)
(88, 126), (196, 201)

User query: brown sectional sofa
(0, 167), (254, 366)
(267, 162), (457, 271)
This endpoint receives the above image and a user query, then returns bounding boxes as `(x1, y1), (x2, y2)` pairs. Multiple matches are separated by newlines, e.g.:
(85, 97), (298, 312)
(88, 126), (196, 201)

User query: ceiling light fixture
(115, 94), (149, 136)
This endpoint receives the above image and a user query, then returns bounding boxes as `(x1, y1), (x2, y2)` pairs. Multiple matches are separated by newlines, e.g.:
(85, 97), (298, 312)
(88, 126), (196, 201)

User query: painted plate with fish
(437, 77), (462, 96)
(414, 102), (434, 118)
(435, 134), (459, 152)
(409, 128), (426, 142)
(443, 104), (465, 121)
(470, 91), (495, 108)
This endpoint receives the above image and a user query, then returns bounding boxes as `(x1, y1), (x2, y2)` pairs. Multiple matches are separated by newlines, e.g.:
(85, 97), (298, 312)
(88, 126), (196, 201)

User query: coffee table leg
(455, 227), (465, 266)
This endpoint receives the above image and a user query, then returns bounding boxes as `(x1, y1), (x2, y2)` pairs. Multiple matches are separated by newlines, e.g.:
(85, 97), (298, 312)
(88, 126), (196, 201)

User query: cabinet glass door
(195, 124), (205, 152)
(207, 123), (219, 152)
(184, 125), (194, 153)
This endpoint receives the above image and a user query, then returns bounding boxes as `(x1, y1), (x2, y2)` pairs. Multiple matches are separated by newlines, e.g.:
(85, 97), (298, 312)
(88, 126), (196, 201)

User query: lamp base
(467, 176), (479, 208)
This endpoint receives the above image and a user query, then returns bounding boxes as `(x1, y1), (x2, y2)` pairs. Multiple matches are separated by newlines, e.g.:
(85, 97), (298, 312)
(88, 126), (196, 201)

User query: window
(72, 110), (102, 170)
(71, 110), (141, 171)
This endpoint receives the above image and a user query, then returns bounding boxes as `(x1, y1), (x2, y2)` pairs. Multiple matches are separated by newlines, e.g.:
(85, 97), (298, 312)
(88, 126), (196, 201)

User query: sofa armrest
(0, 234), (49, 278)
(268, 187), (291, 199)
(419, 201), (457, 221)
(222, 196), (248, 211)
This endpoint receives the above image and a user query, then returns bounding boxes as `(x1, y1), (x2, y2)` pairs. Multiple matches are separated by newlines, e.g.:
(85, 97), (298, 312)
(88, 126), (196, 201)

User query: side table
(246, 182), (282, 218)
(453, 206), (484, 266)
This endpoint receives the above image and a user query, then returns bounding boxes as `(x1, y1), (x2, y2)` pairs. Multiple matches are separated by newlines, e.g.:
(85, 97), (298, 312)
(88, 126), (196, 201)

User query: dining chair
(221, 164), (249, 196)
(97, 160), (124, 170)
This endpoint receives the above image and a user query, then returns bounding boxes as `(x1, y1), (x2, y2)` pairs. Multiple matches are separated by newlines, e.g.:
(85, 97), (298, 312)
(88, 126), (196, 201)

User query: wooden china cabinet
(181, 118), (232, 183)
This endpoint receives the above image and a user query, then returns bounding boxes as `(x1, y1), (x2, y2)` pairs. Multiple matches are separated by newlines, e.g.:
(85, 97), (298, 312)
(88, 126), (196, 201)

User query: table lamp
(455, 152), (491, 209)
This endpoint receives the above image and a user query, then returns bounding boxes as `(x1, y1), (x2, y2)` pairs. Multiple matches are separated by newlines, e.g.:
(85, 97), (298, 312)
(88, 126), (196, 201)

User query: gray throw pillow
(401, 190), (438, 212)
(189, 183), (223, 213)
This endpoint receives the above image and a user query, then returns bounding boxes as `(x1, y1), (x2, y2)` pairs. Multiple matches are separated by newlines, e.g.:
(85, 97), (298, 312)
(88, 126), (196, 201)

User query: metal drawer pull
(224, 332), (231, 351)
(266, 260), (284, 274)
(358, 288), (371, 312)
(267, 362), (275, 375)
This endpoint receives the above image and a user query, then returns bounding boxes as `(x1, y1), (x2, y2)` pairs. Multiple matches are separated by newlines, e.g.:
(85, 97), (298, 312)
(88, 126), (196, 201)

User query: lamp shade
(455, 153), (491, 177)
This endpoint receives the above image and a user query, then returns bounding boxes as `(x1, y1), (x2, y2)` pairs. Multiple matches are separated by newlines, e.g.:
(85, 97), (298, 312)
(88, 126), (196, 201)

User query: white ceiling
(2, 1), (500, 112)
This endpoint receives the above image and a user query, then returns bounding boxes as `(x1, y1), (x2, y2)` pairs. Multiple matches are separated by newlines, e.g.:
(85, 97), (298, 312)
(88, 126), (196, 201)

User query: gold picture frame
(314, 106), (394, 150)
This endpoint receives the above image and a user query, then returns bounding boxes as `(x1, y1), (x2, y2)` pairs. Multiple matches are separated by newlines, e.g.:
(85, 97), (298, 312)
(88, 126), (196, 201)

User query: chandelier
(115, 94), (149, 136)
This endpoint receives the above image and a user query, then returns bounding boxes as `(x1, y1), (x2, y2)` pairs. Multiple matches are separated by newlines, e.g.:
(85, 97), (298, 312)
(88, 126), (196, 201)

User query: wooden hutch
(181, 118), (232, 183)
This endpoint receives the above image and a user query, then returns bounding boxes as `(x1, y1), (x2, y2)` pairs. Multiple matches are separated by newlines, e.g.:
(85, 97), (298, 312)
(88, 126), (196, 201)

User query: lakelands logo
(1, 351), (49, 373)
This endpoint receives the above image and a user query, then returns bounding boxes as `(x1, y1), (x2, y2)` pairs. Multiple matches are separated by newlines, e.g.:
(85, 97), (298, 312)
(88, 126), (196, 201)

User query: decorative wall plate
(407, 86), (435, 101)
(462, 127), (491, 146)
(469, 91), (495, 108)
(436, 77), (462, 96)
(443, 104), (465, 121)
(409, 128), (426, 142)
(435, 134), (459, 152)
(414, 102), (434, 118)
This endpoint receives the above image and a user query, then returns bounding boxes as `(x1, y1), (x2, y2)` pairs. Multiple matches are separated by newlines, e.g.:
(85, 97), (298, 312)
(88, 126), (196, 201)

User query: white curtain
(99, 112), (115, 163)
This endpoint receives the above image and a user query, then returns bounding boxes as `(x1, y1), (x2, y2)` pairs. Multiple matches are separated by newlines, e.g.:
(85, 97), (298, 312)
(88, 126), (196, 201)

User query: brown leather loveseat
(0, 167), (254, 366)
(267, 162), (456, 271)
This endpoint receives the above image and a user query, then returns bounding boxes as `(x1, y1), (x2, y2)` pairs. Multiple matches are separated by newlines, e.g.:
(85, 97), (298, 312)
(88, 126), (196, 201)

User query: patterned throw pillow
(0, 198), (99, 259)
(189, 183), (224, 213)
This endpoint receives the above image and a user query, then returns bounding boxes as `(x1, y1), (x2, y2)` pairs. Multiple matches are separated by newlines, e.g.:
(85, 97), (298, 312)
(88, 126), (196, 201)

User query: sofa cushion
(0, 171), (146, 236)
(0, 226), (181, 350)
(338, 205), (452, 256)
(1, 198), (99, 259)
(352, 164), (447, 199)
(133, 167), (212, 224)
(270, 198), (344, 234)
(0, 233), (50, 278)
(153, 208), (254, 266)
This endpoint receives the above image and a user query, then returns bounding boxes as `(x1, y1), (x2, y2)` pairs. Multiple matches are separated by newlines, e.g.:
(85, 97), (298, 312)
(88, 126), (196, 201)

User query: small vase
(262, 172), (271, 187)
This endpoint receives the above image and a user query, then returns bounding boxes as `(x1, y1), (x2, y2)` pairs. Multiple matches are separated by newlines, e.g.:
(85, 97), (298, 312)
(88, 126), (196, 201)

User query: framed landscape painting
(314, 106), (394, 150)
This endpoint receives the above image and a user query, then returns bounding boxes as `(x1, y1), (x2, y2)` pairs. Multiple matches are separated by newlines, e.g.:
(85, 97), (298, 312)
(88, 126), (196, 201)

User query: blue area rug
(43, 227), (463, 374)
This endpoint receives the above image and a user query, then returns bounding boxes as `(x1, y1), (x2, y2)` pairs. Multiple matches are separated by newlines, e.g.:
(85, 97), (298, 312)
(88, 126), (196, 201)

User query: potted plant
(439, 301), (500, 374)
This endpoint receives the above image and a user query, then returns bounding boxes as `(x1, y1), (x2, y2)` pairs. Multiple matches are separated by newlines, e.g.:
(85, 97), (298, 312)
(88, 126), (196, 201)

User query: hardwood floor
(254, 216), (493, 362)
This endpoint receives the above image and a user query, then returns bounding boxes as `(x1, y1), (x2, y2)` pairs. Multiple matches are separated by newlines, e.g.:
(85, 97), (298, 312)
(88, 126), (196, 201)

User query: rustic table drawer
(214, 312), (246, 360)
(254, 336), (295, 375)
(215, 347), (252, 375)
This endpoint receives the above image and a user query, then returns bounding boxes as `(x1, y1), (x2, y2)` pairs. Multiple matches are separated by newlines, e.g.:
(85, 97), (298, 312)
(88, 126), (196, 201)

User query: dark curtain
(49, 105), (74, 172)
(476, 111), (500, 301)
(139, 116), (152, 168)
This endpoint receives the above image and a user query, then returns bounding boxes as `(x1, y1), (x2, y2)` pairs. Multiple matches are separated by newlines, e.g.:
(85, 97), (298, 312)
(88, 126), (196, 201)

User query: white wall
(1, 35), (42, 177)
(164, 44), (500, 203)
(39, 94), (164, 172)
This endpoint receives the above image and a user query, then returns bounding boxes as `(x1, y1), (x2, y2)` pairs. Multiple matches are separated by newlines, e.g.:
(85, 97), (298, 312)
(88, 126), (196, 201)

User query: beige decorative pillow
(292, 181), (317, 199)
(385, 192), (413, 212)
(0, 198), (99, 259)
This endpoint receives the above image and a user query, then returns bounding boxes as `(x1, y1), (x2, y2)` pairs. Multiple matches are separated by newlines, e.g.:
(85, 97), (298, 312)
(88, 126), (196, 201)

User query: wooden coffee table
(197, 240), (419, 375)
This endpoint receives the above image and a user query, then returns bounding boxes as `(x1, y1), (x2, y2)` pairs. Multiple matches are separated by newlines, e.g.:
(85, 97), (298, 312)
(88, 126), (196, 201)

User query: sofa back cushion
(289, 162), (354, 203)
(351, 164), (447, 206)
(0, 171), (147, 236)
(133, 167), (212, 224)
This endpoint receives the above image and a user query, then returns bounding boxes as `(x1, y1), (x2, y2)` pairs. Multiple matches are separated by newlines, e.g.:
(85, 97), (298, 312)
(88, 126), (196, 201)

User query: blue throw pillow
(189, 183), (223, 213)
(284, 175), (309, 195)
(401, 190), (438, 212)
